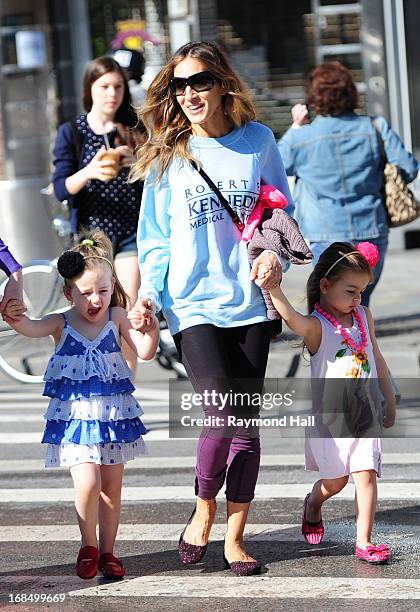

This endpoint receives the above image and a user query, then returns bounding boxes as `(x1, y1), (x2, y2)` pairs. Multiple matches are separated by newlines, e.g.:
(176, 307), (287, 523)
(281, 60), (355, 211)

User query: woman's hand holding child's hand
(250, 251), (282, 289)
(128, 298), (156, 333)
(254, 262), (271, 288)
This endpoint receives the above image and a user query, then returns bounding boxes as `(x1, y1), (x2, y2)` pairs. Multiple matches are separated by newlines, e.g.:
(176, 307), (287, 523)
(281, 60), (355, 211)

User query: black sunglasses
(169, 71), (219, 96)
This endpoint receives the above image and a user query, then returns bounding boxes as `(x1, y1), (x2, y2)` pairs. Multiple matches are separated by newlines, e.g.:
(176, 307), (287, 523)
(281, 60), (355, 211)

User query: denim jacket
(278, 113), (419, 241)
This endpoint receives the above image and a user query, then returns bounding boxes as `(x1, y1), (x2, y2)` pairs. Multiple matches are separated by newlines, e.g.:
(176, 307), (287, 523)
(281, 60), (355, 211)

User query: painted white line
(68, 576), (420, 599)
(0, 523), (299, 542)
(0, 453), (418, 473)
(4, 575), (420, 600)
(1, 521), (417, 543)
(2, 482), (420, 503)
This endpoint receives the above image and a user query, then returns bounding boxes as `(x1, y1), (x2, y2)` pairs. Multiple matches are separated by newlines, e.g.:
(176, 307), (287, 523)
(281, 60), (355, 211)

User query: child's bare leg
(98, 464), (124, 554)
(70, 463), (101, 547)
(306, 476), (349, 522)
(353, 469), (377, 547)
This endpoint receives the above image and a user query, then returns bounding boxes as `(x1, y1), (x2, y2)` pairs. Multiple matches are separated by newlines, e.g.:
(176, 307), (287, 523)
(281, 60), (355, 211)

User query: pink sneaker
(301, 493), (324, 545)
(355, 544), (390, 564)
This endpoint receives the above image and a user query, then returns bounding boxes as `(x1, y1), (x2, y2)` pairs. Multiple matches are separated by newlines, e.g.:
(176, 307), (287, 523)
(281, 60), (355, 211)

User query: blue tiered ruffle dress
(42, 309), (147, 467)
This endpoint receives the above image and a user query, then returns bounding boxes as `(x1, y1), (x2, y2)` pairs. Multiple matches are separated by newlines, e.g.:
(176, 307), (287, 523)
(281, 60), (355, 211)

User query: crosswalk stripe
(1, 482), (420, 503)
(0, 453), (418, 473)
(68, 576), (420, 599)
(0, 521), (417, 543)
(4, 576), (420, 600)
(0, 523), (297, 541)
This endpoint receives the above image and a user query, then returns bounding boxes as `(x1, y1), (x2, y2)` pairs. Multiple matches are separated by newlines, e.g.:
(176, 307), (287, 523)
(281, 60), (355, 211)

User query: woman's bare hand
(291, 104), (309, 127)
(128, 297), (156, 332)
(250, 251), (282, 289)
(114, 145), (133, 168)
(83, 147), (119, 181)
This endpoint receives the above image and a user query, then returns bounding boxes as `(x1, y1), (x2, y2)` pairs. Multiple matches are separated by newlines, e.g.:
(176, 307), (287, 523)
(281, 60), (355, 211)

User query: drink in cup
(101, 148), (121, 181)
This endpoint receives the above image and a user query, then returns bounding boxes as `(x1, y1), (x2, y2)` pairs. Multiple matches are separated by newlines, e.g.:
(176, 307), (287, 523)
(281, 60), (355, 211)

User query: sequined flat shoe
(355, 544), (390, 564)
(223, 552), (261, 576)
(76, 545), (98, 579)
(302, 493), (324, 545)
(178, 508), (208, 564)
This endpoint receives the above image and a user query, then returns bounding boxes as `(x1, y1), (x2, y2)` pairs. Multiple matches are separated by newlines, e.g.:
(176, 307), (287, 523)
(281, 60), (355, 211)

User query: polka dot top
(75, 114), (142, 249)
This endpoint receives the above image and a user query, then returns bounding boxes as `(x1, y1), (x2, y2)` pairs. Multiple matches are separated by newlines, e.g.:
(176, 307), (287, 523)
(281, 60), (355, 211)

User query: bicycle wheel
(0, 263), (68, 383)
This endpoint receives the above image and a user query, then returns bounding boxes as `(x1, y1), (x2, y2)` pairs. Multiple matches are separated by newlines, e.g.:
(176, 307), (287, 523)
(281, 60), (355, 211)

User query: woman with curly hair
(278, 61), (419, 304)
(129, 41), (293, 575)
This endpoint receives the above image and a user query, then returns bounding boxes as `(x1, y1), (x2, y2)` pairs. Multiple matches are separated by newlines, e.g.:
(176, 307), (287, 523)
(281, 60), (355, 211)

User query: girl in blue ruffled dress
(3, 230), (159, 580)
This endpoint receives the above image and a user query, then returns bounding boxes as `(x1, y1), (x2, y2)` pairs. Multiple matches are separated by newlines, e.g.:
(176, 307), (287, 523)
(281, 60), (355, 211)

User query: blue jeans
(309, 234), (389, 307)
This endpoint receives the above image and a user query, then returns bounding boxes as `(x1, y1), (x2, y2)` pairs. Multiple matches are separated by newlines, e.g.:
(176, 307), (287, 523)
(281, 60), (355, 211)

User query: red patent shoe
(76, 545), (98, 579)
(355, 544), (390, 564)
(98, 552), (125, 579)
(301, 493), (324, 545)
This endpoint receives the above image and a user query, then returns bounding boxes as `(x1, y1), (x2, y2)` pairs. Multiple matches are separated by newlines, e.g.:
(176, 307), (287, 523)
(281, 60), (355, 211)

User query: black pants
(173, 322), (273, 502)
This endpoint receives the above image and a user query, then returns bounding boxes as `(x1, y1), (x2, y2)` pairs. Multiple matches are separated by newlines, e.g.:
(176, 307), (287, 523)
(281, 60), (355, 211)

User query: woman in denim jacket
(279, 61), (419, 305)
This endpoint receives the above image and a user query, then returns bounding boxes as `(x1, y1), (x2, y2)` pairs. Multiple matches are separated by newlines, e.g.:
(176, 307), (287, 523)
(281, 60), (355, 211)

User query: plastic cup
(101, 149), (120, 181)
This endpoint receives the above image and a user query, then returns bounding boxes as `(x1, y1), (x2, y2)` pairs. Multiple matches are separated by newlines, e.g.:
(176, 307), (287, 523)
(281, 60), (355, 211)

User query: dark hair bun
(57, 251), (85, 279)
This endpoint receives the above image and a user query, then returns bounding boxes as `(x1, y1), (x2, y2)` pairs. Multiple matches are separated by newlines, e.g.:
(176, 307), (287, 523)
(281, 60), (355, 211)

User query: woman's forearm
(65, 167), (89, 195)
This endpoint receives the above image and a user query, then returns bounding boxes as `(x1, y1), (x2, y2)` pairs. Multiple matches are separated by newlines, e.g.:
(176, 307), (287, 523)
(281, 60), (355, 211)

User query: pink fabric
(242, 185), (287, 243)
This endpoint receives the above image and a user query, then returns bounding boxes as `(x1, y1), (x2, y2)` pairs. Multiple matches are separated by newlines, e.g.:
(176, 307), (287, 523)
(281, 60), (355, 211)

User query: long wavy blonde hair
(129, 41), (256, 181)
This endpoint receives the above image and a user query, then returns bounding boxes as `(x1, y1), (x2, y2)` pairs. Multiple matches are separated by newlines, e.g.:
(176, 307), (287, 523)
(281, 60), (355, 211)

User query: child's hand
(128, 298), (156, 332)
(383, 402), (396, 428)
(250, 251), (282, 289)
(2, 298), (26, 323)
(253, 261), (281, 290)
(254, 263), (270, 288)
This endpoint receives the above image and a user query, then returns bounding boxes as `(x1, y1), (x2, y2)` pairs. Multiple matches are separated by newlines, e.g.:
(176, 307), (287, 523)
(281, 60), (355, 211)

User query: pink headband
(324, 242), (379, 278)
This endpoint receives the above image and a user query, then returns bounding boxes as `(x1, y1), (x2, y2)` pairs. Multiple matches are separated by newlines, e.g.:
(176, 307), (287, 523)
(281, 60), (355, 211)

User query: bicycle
(0, 257), (69, 382)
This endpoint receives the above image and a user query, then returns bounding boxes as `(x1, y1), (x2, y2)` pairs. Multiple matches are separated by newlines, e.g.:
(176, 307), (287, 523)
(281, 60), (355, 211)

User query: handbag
(372, 118), (420, 227)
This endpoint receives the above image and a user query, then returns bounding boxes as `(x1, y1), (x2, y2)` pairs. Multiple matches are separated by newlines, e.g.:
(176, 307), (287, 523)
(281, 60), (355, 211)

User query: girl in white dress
(259, 241), (396, 564)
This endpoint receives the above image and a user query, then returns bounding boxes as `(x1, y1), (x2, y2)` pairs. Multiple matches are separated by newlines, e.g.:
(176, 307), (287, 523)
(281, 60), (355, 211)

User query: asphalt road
(1, 247), (419, 610)
(1, 363), (420, 611)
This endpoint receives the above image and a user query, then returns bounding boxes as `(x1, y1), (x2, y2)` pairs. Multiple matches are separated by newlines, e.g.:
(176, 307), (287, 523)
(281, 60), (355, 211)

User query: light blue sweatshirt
(137, 121), (293, 334)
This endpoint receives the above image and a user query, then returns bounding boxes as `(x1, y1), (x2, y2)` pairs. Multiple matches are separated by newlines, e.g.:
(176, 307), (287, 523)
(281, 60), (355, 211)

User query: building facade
(0, 0), (418, 264)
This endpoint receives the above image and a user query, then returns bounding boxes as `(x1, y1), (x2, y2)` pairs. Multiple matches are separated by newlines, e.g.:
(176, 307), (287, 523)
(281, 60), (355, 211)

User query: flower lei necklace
(314, 303), (367, 353)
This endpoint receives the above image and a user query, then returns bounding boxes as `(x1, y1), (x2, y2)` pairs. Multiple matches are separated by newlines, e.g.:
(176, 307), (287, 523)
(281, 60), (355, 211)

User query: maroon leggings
(173, 322), (273, 503)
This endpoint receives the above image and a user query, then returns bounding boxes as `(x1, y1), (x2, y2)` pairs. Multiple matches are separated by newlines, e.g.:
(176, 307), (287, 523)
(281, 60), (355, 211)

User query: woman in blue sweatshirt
(130, 41), (293, 575)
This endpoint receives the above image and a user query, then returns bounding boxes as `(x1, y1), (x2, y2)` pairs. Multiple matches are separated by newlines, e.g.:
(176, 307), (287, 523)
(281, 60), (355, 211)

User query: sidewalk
(267, 247), (420, 378)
